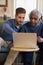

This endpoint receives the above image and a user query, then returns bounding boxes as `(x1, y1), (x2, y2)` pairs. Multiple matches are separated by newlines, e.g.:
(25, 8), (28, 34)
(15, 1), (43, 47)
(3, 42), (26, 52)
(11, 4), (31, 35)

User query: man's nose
(32, 19), (35, 22)
(20, 18), (24, 22)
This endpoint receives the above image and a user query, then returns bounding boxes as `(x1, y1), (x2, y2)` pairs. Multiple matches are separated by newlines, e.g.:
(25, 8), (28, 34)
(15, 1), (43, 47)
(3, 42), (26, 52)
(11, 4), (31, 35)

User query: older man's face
(30, 13), (40, 26)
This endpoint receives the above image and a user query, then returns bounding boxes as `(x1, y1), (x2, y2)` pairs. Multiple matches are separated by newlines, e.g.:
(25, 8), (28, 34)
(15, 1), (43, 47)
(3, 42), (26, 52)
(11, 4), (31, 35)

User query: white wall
(37, 0), (43, 15)
(14, 0), (37, 21)
(14, 0), (43, 20)
(0, 0), (43, 19)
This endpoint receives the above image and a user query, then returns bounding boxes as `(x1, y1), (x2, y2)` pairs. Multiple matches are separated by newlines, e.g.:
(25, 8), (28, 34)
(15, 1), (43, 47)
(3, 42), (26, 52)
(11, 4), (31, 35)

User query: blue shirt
(2, 19), (21, 42)
(19, 21), (43, 36)
(19, 21), (43, 48)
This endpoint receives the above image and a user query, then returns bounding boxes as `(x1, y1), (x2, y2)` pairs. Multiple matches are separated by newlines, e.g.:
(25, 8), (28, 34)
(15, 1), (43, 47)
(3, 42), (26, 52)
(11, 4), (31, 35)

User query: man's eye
(30, 18), (37, 20)
(34, 18), (38, 20)
(19, 17), (21, 18)
(23, 17), (25, 19)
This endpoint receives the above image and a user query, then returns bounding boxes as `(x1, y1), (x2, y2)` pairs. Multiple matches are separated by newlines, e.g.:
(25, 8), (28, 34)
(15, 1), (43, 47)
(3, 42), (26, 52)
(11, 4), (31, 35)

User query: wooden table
(5, 33), (39, 65)
(4, 46), (39, 65)
(11, 46), (39, 52)
(11, 46), (39, 65)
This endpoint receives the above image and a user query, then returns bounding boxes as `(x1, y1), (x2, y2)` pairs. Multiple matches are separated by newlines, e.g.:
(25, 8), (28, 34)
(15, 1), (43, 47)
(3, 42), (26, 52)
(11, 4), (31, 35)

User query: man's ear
(39, 16), (42, 21)
(39, 18), (42, 21)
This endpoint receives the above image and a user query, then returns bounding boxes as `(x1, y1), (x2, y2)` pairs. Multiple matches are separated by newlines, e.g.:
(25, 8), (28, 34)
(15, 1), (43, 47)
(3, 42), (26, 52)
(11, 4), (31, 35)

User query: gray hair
(29, 9), (41, 19)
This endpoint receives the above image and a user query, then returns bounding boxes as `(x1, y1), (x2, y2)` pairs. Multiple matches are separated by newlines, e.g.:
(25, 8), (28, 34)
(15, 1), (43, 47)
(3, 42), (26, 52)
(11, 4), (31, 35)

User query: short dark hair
(16, 7), (26, 15)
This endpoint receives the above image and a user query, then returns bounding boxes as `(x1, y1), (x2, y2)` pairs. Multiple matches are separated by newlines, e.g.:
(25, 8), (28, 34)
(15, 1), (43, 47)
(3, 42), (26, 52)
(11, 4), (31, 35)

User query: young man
(19, 10), (43, 65)
(2, 7), (26, 42)
(1, 7), (26, 65)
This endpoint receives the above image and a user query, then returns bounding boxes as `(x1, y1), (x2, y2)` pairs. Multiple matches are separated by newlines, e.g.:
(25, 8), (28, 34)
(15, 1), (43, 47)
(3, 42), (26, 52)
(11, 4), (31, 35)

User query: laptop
(13, 33), (37, 49)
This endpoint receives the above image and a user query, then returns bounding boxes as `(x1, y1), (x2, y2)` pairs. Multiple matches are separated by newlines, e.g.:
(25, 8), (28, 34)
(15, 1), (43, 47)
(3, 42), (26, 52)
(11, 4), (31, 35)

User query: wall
(0, 0), (14, 18)
(13, 0), (43, 21)
(37, 0), (43, 15)
(13, 0), (37, 21)
(0, 0), (43, 19)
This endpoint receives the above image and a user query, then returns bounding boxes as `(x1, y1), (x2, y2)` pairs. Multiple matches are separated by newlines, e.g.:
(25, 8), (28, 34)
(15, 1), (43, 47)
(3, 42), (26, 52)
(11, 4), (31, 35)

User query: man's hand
(0, 37), (13, 48)
(0, 37), (6, 47)
(37, 36), (43, 43)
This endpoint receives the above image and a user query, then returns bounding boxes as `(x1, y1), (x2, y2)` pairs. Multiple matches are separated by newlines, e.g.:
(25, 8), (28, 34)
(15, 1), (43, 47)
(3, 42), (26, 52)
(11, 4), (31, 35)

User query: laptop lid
(13, 33), (37, 49)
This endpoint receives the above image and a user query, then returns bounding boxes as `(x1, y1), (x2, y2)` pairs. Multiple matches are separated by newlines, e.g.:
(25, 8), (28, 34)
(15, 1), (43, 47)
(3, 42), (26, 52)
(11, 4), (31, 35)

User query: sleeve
(40, 24), (43, 37)
(3, 21), (16, 35)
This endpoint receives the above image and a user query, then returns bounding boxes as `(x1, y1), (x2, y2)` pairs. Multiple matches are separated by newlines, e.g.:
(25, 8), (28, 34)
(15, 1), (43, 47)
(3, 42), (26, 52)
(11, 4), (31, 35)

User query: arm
(37, 36), (43, 43)
(3, 21), (16, 34)
(37, 22), (43, 43)
(3, 23), (16, 34)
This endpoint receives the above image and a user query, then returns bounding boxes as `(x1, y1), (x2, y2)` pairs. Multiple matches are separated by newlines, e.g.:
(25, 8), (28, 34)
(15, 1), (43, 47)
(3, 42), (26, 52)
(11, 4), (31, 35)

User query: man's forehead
(17, 13), (25, 17)
(30, 13), (39, 18)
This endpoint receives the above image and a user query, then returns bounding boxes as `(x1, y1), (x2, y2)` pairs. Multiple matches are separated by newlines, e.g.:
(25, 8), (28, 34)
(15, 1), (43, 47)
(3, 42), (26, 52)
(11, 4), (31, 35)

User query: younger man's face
(15, 13), (25, 25)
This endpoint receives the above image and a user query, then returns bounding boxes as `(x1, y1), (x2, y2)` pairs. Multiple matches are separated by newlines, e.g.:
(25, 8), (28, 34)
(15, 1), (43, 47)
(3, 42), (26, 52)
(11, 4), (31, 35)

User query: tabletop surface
(11, 46), (39, 52)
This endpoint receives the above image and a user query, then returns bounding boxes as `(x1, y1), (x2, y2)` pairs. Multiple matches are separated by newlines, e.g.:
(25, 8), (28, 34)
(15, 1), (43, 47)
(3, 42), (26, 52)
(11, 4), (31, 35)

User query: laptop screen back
(13, 33), (37, 49)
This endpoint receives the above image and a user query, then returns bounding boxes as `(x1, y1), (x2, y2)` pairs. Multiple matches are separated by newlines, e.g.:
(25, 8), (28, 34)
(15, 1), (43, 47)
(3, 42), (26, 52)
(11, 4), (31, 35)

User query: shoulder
(39, 21), (43, 24)
(22, 21), (29, 26)
(19, 22), (29, 32)
(21, 21), (30, 29)
(4, 19), (15, 25)
(38, 21), (43, 27)
(6, 19), (14, 23)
